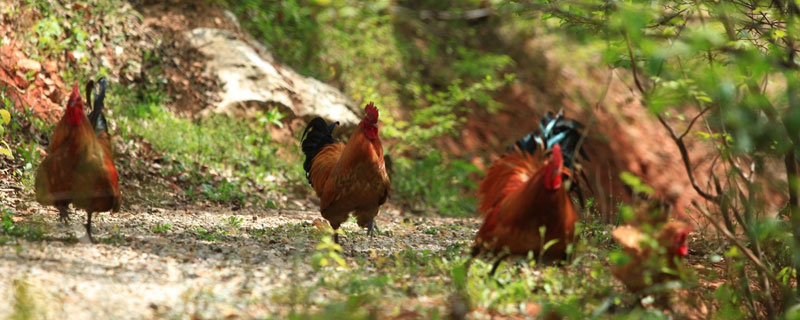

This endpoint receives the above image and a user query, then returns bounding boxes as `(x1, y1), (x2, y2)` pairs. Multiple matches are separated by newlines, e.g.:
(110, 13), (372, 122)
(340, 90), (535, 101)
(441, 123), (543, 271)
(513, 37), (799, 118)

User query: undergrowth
(108, 84), (300, 207)
(0, 209), (45, 243)
(392, 151), (481, 216)
(271, 221), (698, 319)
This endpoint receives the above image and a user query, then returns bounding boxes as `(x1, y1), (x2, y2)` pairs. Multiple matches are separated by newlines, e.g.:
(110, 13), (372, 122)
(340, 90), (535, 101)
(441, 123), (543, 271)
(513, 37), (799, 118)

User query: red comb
(365, 102), (378, 121)
(550, 144), (562, 160)
(71, 82), (80, 97)
(65, 82), (84, 125)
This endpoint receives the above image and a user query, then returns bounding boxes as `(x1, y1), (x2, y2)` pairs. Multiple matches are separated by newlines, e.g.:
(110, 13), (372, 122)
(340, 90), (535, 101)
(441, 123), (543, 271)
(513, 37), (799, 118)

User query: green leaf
(609, 250), (632, 266)
(786, 304), (800, 319)
(696, 95), (712, 103)
(620, 204), (634, 222)
(694, 131), (711, 140)
(451, 263), (467, 290)
(772, 29), (786, 40)
(619, 171), (654, 195)
(542, 239), (560, 254)
(0, 143), (12, 159)
(0, 109), (9, 125)
(620, 171), (641, 187)
(724, 246), (739, 258)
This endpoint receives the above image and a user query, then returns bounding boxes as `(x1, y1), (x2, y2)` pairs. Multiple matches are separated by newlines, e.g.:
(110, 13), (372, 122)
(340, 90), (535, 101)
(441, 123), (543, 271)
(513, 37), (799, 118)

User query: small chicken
(611, 220), (691, 293)
(471, 112), (587, 274)
(301, 102), (390, 243)
(35, 83), (121, 242)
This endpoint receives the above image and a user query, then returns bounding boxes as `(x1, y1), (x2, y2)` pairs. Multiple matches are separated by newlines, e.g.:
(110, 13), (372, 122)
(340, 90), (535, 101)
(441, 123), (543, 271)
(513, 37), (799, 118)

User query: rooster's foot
(489, 254), (510, 277)
(58, 207), (70, 224)
(367, 221), (381, 237)
(85, 212), (95, 243)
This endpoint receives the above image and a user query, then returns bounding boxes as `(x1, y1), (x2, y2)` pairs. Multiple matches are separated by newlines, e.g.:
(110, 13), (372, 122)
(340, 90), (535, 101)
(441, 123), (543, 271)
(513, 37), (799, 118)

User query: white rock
(184, 28), (361, 126)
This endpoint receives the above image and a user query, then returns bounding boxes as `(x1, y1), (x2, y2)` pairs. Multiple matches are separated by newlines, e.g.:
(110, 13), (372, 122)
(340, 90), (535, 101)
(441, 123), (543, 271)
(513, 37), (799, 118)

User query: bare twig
(624, 24), (720, 202)
(624, 31), (647, 95)
(594, 70), (613, 110)
(390, 6), (492, 21)
(657, 115), (720, 201)
(692, 200), (779, 285)
(646, 8), (688, 28)
(679, 106), (713, 139)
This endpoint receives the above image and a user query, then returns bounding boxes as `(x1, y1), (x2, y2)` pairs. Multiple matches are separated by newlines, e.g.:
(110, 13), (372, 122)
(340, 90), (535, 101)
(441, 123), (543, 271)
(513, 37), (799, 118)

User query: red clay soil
(0, 39), (65, 122)
(0, 1), (146, 121)
(0, 0), (224, 122)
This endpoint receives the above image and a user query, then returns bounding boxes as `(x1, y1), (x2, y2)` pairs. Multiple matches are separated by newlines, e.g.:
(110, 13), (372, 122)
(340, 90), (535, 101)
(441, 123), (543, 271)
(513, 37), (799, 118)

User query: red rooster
(611, 217), (691, 293)
(471, 112), (586, 274)
(35, 82), (121, 242)
(301, 102), (390, 243)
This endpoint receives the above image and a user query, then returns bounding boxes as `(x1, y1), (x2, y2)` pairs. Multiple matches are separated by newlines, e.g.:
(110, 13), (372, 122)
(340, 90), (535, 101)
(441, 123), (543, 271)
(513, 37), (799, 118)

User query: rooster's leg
(574, 182), (586, 210)
(366, 221), (380, 236)
(58, 205), (70, 224)
(85, 211), (94, 243)
(489, 254), (510, 276)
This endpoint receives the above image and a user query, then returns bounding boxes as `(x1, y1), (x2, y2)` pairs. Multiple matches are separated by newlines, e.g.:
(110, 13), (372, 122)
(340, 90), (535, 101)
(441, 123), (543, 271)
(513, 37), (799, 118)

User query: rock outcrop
(185, 28), (360, 126)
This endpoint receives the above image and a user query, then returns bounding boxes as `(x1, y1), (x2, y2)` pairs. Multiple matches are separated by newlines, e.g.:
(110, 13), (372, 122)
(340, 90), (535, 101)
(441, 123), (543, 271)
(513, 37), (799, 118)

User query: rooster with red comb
(35, 82), (121, 242)
(301, 102), (391, 243)
(471, 112), (587, 275)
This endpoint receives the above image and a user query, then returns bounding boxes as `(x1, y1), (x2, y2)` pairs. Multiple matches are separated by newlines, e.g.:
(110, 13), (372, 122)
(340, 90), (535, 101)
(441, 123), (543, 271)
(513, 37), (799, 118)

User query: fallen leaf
(16, 58), (41, 73)
(312, 218), (328, 231)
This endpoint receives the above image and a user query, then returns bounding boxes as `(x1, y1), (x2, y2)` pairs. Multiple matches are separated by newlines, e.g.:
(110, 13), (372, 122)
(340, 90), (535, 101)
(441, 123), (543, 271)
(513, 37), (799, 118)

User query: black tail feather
(514, 110), (588, 168)
(85, 79), (95, 112)
(301, 117), (339, 184)
(88, 77), (109, 135)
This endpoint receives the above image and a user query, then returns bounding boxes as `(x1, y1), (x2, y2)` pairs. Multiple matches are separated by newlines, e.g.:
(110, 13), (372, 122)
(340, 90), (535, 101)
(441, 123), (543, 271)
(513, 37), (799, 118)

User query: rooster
(471, 112), (587, 274)
(35, 82), (121, 242)
(611, 217), (691, 293)
(301, 102), (390, 243)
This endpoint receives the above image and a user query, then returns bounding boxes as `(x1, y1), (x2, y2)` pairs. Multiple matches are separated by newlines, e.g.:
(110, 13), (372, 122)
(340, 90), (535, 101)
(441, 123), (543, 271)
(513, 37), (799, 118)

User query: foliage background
(226, 0), (800, 317)
(1, 0), (800, 318)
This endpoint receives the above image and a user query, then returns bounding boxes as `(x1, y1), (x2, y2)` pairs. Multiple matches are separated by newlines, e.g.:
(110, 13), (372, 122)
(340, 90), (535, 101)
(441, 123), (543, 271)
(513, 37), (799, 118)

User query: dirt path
(0, 204), (478, 319)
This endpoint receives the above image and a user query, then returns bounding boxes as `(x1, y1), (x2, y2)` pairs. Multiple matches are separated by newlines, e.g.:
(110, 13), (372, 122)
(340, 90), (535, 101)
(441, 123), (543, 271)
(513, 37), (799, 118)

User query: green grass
(392, 151), (481, 217)
(151, 223), (172, 234)
(107, 85), (302, 207)
(221, 216), (245, 235)
(97, 224), (127, 244)
(224, 216), (244, 230)
(268, 235), (673, 319)
(193, 227), (219, 242)
(10, 279), (39, 320)
(254, 214), (702, 319)
(0, 209), (45, 243)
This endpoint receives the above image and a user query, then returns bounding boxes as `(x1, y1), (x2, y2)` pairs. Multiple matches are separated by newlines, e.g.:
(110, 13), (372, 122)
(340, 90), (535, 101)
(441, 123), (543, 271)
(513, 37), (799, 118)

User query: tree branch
(679, 106), (713, 139)
(692, 200), (778, 285)
(624, 31), (647, 95)
(657, 115), (720, 202)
